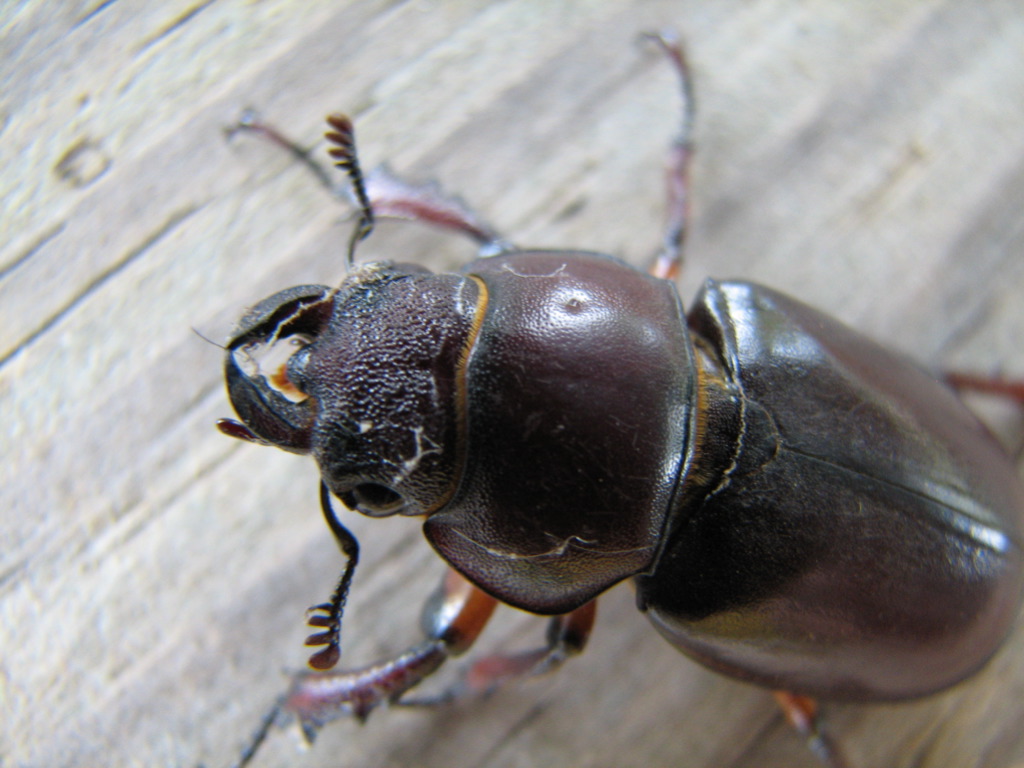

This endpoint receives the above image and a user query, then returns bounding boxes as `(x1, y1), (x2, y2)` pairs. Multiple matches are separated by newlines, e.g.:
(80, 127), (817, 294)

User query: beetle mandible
(218, 33), (1024, 768)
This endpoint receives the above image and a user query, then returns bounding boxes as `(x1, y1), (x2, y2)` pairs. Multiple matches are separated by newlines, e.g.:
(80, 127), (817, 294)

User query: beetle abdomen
(639, 280), (1024, 701)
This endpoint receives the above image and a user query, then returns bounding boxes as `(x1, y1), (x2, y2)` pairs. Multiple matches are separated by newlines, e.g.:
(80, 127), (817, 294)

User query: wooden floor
(4, 2), (1024, 767)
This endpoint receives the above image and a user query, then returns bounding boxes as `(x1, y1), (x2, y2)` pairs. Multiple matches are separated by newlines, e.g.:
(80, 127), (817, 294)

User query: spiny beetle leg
(360, 165), (513, 255)
(397, 598), (597, 707)
(232, 570), (497, 768)
(226, 109), (511, 255)
(946, 371), (1024, 457)
(642, 31), (695, 283)
(945, 372), (1024, 405)
(226, 109), (336, 192)
(230, 643), (451, 768)
(286, 639), (450, 730)
(773, 691), (850, 768)
(291, 569), (498, 725)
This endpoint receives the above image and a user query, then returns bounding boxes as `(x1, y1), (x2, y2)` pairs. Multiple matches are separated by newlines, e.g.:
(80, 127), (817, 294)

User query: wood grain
(3, 2), (1024, 767)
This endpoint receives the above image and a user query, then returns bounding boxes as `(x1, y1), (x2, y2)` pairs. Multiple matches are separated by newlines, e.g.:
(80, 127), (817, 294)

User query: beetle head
(222, 262), (483, 519)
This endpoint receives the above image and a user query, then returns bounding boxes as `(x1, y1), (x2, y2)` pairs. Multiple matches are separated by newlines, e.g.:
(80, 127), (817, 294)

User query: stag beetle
(218, 34), (1024, 768)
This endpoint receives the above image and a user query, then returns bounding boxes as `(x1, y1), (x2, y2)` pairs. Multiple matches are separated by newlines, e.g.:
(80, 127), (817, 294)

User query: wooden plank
(3, 2), (1024, 767)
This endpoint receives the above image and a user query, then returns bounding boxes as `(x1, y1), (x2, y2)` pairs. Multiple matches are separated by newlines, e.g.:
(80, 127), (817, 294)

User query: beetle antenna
(190, 326), (226, 350)
(304, 482), (361, 670)
(325, 114), (375, 271)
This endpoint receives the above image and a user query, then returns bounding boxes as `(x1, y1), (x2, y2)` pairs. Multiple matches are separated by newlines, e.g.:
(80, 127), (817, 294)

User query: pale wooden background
(4, 2), (1024, 768)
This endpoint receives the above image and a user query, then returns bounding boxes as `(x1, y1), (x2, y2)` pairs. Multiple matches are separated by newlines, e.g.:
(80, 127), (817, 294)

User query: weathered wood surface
(4, 2), (1024, 767)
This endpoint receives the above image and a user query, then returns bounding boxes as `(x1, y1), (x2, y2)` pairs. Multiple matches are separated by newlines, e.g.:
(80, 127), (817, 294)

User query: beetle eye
(343, 483), (405, 517)
(234, 333), (312, 403)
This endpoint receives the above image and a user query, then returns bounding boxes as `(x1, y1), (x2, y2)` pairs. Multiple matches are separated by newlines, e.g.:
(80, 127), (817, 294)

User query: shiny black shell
(426, 251), (698, 613)
(224, 251), (1024, 702)
(637, 279), (1024, 700)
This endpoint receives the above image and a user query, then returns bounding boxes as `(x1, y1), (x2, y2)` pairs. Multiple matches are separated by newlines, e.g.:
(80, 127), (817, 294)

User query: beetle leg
(945, 371), (1024, 404)
(397, 596), (597, 708)
(232, 569), (497, 768)
(227, 110), (511, 255)
(226, 109), (337, 190)
(773, 691), (850, 768)
(642, 31), (695, 283)
(295, 568), (498, 719)
(945, 372), (1024, 457)
(360, 165), (514, 255)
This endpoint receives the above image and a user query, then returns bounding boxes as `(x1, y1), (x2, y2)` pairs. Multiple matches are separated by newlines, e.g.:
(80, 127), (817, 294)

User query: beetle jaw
(222, 285), (337, 452)
(219, 264), (427, 455)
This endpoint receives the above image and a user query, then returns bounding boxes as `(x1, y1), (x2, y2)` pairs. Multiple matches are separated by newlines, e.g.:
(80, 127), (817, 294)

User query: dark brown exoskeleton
(218, 34), (1024, 768)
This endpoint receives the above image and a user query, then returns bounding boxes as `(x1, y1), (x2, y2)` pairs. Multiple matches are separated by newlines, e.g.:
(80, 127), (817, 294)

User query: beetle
(217, 34), (1024, 768)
